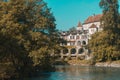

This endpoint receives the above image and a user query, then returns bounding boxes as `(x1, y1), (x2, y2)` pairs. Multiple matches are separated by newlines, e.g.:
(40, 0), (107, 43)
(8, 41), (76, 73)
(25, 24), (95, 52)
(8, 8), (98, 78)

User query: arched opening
(78, 48), (84, 54)
(77, 41), (81, 46)
(82, 41), (86, 45)
(63, 48), (68, 54)
(71, 48), (76, 54)
(54, 49), (61, 58)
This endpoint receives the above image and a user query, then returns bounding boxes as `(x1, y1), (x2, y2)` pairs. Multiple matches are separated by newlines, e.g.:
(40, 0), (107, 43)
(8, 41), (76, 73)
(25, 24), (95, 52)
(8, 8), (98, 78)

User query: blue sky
(44, 0), (120, 31)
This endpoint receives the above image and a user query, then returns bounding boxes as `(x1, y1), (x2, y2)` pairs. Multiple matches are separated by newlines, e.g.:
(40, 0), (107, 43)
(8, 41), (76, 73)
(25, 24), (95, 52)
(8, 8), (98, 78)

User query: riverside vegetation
(89, 0), (120, 62)
(1, 0), (120, 79)
(0, 0), (62, 79)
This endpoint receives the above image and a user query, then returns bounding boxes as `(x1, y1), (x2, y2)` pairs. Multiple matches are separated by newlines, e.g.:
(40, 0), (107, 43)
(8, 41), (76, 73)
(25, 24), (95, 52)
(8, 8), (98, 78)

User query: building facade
(60, 14), (102, 60)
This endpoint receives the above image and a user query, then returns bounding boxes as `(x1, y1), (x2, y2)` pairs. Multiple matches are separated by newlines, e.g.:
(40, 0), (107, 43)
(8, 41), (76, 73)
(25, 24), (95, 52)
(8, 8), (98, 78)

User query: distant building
(83, 14), (103, 39)
(60, 14), (102, 60)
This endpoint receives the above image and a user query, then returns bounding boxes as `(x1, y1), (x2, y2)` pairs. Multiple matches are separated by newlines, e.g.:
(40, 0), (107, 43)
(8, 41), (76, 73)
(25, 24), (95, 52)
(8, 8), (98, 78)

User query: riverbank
(66, 60), (120, 67)
(95, 60), (120, 67)
(67, 60), (90, 66)
(0, 62), (55, 80)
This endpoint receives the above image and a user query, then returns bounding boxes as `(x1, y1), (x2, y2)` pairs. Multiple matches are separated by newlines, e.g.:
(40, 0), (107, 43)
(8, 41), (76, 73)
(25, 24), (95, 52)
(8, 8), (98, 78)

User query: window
(70, 36), (75, 39)
(71, 48), (76, 54)
(91, 29), (94, 32)
(77, 41), (81, 46)
(81, 35), (84, 39)
(79, 48), (84, 54)
(72, 36), (75, 39)
(63, 48), (68, 54)
(82, 41), (86, 45)
(81, 35), (87, 39)
(76, 36), (79, 39)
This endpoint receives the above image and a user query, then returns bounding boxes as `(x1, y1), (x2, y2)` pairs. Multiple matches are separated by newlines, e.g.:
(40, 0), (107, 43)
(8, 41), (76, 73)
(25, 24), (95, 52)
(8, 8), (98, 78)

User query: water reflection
(28, 65), (120, 80)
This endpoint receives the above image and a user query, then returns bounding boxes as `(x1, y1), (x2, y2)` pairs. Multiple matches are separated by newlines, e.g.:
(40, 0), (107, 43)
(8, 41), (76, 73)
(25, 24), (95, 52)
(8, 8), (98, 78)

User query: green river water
(26, 65), (120, 80)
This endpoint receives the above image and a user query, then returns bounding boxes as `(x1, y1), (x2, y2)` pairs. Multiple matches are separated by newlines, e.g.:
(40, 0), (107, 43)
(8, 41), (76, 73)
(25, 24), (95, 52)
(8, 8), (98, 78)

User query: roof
(60, 30), (83, 36)
(84, 14), (102, 24)
(77, 21), (82, 27)
(89, 24), (97, 28)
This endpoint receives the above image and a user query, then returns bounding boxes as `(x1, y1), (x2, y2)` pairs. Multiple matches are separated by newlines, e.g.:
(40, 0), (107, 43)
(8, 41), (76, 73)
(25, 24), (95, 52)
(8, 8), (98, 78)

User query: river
(26, 65), (120, 80)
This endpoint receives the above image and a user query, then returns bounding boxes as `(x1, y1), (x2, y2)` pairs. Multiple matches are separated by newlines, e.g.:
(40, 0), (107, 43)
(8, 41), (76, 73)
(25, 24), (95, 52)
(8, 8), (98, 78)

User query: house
(83, 14), (103, 39)
(60, 14), (102, 60)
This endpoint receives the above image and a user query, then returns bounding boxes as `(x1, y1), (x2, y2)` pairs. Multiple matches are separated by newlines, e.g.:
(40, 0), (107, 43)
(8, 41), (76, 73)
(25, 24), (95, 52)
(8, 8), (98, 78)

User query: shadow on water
(24, 65), (120, 80)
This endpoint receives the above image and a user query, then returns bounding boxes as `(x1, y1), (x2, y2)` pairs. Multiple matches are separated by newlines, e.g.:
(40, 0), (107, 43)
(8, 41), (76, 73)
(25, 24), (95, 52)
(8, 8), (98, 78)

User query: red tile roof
(89, 24), (97, 28)
(77, 21), (82, 27)
(84, 14), (102, 24)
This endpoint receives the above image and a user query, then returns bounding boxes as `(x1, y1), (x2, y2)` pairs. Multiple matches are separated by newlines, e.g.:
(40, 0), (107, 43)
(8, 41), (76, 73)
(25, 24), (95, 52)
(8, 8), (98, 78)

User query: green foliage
(89, 32), (120, 61)
(69, 27), (76, 32)
(0, 0), (60, 78)
(89, 0), (120, 62)
(100, 0), (119, 31)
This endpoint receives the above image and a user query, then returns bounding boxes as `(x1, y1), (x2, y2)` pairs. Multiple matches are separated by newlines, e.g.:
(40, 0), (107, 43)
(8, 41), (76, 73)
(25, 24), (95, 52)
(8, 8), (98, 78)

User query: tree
(0, 0), (60, 78)
(69, 27), (76, 32)
(100, 0), (119, 32)
(89, 0), (120, 62)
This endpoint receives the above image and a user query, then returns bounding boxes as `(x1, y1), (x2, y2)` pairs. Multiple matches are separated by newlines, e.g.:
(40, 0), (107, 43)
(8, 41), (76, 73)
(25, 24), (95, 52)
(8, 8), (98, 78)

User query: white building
(60, 14), (102, 60)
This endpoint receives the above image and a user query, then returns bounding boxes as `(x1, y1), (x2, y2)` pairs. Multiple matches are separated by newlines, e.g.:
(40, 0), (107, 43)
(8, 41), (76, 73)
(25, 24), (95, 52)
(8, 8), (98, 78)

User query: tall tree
(100, 0), (119, 32)
(89, 0), (120, 62)
(0, 0), (60, 78)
